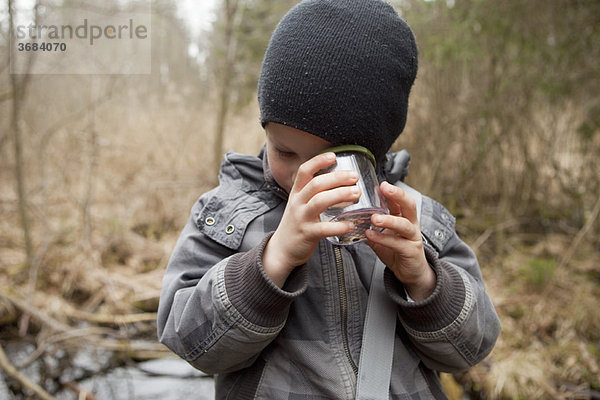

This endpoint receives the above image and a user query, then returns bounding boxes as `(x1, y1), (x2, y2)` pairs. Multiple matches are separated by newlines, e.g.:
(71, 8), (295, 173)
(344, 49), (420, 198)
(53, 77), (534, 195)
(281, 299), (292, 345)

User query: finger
(364, 230), (396, 267)
(380, 181), (419, 224)
(307, 185), (362, 215)
(371, 214), (419, 240)
(301, 169), (359, 201)
(292, 152), (337, 193)
(312, 220), (354, 239)
(366, 227), (421, 250)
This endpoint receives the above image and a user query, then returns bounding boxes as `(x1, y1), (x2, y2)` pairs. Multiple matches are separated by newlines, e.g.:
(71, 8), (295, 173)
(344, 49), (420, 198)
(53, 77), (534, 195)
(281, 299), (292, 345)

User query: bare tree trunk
(213, 0), (242, 180)
(9, 0), (43, 337)
(8, 0), (38, 273)
(81, 77), (103, 248)
(9, 79), (34, 272)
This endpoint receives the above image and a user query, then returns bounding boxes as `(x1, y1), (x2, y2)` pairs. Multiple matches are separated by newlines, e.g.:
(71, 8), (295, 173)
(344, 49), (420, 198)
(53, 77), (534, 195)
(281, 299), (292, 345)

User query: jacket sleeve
(157, 200), (307, 375)
(383, 197), (501, 373)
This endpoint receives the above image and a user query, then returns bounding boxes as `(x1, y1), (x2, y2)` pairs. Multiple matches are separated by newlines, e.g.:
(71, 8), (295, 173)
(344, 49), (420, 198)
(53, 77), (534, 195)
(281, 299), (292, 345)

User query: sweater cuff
(224, 232), (308, 328)
(383, 246), (466, 332)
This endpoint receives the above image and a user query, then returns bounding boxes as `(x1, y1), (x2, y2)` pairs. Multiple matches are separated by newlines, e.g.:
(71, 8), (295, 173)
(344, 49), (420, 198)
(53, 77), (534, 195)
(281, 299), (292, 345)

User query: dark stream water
(1, 342), (215, 399)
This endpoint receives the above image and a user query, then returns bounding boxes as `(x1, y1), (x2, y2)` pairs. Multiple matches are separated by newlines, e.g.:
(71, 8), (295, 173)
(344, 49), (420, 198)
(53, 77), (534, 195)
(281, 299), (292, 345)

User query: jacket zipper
(334, 245), (359, 376)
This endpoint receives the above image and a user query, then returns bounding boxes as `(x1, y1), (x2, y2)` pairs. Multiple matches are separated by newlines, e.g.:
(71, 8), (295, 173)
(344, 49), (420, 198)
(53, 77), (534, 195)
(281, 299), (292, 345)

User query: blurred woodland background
(1, 0), (599, 399)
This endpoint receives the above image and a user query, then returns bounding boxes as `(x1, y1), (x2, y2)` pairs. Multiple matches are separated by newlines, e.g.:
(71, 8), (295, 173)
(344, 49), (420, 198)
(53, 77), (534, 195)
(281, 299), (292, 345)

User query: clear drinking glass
(316, 145), (388, 245)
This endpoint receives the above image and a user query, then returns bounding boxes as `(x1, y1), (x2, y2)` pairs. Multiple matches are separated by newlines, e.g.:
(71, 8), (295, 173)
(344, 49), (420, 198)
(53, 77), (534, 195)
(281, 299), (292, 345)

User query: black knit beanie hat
(258, 0), (418, 164)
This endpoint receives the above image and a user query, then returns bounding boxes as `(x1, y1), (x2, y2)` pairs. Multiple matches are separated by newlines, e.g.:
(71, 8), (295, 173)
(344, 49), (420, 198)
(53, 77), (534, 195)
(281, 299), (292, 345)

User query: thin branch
(0, 289), (167, 345)
(471, 218), (520, 252)
(62, 381), (99, 400)
(65, 308), (158, 325)
(0, 290), (71, 332)
(0, 344), (55, 400)
(17, 326), (116, 369)
(559, 195), (600, 269)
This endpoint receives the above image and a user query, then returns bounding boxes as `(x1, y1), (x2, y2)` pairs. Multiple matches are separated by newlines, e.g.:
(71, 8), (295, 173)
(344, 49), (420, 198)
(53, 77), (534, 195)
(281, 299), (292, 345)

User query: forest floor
(453, 214), (600, 400)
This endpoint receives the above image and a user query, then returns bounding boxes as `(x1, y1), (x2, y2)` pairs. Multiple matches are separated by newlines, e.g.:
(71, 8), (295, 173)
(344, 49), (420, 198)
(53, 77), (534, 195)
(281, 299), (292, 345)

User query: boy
(157, 0), (501, 399)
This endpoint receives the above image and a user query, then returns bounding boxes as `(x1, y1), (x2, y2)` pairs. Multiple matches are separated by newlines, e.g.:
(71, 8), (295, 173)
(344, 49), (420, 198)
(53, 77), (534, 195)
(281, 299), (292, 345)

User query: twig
(62, 381), (99, 400)
(16, 327), (116, 369)
(20, 223), (54, 336)
(0, 290), (71, 333)
(559, 195), (600, 269)
(93, 337), (169, 355)
(1, 288), (157, 328)
(65, 308), (158, 325)
(0, 344), (55, 400)
(0, 290), (169, 362)
(471, 218), (519, 251)
(62, 381), (98, 400)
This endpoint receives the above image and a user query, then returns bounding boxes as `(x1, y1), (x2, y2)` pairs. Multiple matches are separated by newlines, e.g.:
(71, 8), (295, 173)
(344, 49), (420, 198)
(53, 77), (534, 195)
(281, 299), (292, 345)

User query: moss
(521, 257), (557, 289)
(507, 304), (525, 321)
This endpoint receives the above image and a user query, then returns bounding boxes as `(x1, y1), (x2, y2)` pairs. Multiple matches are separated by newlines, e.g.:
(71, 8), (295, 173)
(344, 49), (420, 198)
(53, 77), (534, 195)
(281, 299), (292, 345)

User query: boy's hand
(365, 181), (436, 301)
(263, 152), (360, 288)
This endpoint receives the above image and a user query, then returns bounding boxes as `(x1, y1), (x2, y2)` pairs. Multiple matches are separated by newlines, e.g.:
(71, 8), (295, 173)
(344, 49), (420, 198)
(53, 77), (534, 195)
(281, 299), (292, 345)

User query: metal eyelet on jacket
(434, 229), (445, 240)
(225, 225), (235, 234)
(205, 217), (216, 226)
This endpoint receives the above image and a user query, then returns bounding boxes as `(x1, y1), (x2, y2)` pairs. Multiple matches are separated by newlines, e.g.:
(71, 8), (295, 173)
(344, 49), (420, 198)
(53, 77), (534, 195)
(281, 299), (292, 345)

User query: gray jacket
(157, 150), (501, 400)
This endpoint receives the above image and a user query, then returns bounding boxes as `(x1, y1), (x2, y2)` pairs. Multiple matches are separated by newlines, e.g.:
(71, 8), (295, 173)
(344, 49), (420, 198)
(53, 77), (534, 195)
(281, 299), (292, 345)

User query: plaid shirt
(157, 151), (500, 399)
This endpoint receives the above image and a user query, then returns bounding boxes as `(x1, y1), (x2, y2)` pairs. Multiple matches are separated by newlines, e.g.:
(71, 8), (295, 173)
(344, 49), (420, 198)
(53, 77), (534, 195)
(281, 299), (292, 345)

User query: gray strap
(356, 183), (422, 400)
(356, 259), (396, 400)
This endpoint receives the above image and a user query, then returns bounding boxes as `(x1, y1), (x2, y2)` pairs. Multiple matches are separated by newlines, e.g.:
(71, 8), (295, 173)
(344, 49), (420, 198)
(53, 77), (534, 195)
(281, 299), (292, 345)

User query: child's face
(265, 123), (332, 193)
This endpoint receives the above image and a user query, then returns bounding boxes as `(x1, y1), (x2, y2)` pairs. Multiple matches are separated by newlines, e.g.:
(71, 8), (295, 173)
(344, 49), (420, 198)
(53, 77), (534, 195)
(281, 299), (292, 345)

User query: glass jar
(316, 145), (388, 245)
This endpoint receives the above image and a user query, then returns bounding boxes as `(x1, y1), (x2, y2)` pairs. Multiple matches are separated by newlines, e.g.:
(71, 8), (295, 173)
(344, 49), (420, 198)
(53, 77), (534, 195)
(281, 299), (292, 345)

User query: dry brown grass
(459, 231), (600, 399)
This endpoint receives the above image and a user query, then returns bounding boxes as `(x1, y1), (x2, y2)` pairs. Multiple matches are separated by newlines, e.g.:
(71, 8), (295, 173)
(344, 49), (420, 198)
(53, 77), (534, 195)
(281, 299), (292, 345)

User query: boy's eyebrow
(274, 142), (293, 151)
(268, 134), (293, 151)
